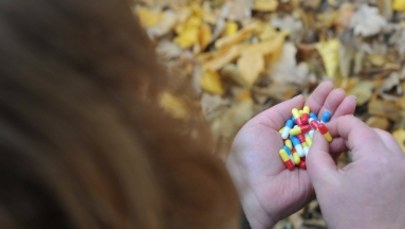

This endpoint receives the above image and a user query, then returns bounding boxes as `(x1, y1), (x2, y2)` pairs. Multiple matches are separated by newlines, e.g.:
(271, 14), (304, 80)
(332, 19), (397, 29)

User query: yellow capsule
(289, 127), (301, 136)
(279, 127), (285, 135)
(303, 106), (310, 114)
(292, 108), (300, 119)
(279, 149), (290, 162)
(292, 151), (301, 165)
(323, 132), (333, 142)
(285, 139), (293, 149)
(305, 134), (313, 147)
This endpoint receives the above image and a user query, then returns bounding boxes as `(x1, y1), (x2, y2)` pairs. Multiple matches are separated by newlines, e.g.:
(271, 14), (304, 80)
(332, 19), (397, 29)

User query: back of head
(0, 0), (239, 228)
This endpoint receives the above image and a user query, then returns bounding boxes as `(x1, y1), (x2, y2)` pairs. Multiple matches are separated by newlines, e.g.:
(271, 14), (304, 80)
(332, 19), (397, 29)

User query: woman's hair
(0, 0), (239, 228)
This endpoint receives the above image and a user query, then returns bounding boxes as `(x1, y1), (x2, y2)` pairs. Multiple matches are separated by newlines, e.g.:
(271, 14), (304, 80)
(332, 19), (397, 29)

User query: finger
(253, 94), (305, 129)
(329, 137), (348, 159)
(317, 88), (346, 120)
(332, 95), (357, 119)
(327, 115), (388, 160)
(373, 128), (404, 155)
(305, 81), (334, 114)
(307, 132), (338, 188)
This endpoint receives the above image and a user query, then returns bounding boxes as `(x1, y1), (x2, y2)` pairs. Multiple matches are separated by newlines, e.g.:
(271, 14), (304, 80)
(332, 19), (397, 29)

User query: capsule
(292, 108), (303, 125)
(297, 134), (306, 143)
(309, 112), (319, 121)
(309, 119), (320, 130)
(291, 136), (305, 157)
(280, 119), (294, 139)
(284, 139), (293, 150)
(290, 125), (311, 136)
(300, 113), (309, 125)
(279, 148), (295, 170)
(292, 149), (301, 165)
(317, 123), (333, 142)
(298, 159), (306, 169)
(305, 133), (313, 147)
(302, 141), (310, 156)
(303, 106), (310, 114)
(321, 111), (332, 123)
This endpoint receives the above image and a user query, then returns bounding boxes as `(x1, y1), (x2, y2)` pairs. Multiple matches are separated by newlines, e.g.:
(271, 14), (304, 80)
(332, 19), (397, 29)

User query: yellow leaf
(237, 50), (264, 88)
(136, 7), (162, 28)
(174, 16), (202, 48)
(199, 23), (212, 50)
(174, 28), (199, 48)
(253, 0), (278, 12)
(200, 70), (225, 95)
(224, 21), (238, 36)
(393, 0), (405, 12)
(201, 46), (240, 71)
(316, 39), (341, 78)
(239, 34), (285, 57)
(159, 92), (189, 120)
(215, 21), (263, 49)
(393, 129), (405, 153)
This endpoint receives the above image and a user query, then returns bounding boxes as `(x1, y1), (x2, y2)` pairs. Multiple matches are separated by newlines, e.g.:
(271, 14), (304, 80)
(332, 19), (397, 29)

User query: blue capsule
(321, 111), (331, 123)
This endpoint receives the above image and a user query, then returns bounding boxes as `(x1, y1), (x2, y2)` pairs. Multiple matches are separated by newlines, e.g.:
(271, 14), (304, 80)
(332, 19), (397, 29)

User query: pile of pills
(278, 106), (332, 170)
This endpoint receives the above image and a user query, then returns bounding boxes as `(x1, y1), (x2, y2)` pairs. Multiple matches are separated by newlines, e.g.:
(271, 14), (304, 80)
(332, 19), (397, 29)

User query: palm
(227, 81), (357, 228)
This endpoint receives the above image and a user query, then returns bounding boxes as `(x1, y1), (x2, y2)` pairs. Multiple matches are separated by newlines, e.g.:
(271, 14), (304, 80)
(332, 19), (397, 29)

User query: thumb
(306, 131), (337, 189)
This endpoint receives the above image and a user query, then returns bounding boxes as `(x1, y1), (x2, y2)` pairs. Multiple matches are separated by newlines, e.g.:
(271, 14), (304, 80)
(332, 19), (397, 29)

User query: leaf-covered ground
(134, 0), (405, 228)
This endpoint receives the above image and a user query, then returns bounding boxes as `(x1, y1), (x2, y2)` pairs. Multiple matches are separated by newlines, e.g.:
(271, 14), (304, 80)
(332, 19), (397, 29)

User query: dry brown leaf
(348, 80), (374, 105)
(366, 116), (390, 130)
(368, 96), (402, 121)
(349, 5), (387, 37)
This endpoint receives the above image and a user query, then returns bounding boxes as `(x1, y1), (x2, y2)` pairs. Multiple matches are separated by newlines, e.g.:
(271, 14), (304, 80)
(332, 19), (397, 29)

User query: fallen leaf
(199, 23), (212, 50)
(237, 50), (264, 87)
(348, 80), (374, 105)
(270, 42), (309, 85)
(366, 116), (390, 130)
(200, 70), (225, 95)
(215, 21), (262, 49)
(252, 0), (278, 12)
(393, 0), (405, 12)
(349, 5), (387, 37)
(200, 45), (240, 71)
(136, 6), (162, 28)
(224, 21), (239, 36)
(316, 39), (341, 78)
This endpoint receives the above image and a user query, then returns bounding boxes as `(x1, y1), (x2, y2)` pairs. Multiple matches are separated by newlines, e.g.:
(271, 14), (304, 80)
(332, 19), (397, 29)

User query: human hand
(226, 81), (356, 228)
(307, 115), (405, 229)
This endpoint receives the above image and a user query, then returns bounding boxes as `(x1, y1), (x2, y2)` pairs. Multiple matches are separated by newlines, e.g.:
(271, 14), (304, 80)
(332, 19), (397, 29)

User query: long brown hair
(0, 0), (239, 228)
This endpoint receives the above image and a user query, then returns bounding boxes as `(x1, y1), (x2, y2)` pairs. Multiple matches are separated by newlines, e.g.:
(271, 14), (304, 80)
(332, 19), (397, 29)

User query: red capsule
(300, 113), (309, 125)
(309, 120), (319, 130)
(284, 160), (295, 171)
(298, 159), (306, 169)
(297, 134), (306, 143)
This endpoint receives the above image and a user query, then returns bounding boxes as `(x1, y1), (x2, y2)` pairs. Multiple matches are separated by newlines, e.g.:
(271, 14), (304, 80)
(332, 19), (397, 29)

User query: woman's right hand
(307, 115), (405, 229)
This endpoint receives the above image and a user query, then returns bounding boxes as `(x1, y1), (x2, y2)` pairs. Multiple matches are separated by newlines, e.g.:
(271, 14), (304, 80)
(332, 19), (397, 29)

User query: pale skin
(307, 116), (405, 229)
(226, 81), (357, 228)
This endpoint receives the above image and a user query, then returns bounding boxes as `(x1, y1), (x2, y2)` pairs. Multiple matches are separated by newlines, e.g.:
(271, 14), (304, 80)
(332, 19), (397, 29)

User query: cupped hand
(226, 81), (356, 228)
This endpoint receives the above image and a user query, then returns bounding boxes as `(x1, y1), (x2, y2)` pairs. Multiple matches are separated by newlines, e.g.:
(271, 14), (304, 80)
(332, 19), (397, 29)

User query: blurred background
(133, 0), (405, 228)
